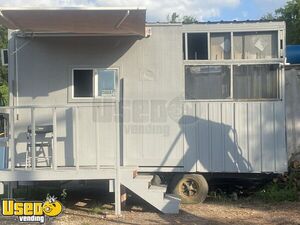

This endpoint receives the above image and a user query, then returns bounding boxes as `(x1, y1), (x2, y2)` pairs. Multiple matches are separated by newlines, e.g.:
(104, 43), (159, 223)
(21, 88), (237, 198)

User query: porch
(0, 104), (121, 180)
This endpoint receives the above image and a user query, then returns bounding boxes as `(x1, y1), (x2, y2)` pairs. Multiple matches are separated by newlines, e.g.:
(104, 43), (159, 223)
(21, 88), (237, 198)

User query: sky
(0, 0), (289, 22)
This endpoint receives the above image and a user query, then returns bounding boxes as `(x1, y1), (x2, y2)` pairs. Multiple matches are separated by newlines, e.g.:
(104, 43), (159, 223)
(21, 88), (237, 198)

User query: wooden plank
(235, 103), (249, 172)
(96, 106), (100, 170)
(274, 102), (288, 172)
(248, 103), (262, 172)
(209, 103), (223, 172)
(183, 103), (197, 172)
(73, 107), (79, 170)
(196, 102), (210, 172)
(261, 102), (275, 172)
(222, 103), (236, 172)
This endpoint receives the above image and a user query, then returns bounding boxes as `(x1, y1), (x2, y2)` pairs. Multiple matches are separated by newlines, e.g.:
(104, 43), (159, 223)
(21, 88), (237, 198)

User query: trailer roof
(0, 8), (146, 36)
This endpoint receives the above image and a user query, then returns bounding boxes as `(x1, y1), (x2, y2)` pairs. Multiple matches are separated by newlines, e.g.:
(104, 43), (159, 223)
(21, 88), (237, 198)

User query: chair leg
(40, 145), (49, 167)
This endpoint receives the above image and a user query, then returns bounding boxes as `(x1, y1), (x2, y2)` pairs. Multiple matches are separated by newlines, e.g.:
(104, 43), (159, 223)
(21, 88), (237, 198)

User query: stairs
(120, 169), (181, 214)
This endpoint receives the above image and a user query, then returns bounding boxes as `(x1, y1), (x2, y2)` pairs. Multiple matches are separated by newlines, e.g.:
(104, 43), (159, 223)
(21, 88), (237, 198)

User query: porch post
(74, 107), (79, 171)
(9, 108), (15, 171)
(114, 75), (121, 216)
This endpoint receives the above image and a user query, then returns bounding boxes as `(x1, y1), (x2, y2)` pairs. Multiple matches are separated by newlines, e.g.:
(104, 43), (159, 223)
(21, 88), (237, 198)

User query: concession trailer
(0, 8), (287, 214)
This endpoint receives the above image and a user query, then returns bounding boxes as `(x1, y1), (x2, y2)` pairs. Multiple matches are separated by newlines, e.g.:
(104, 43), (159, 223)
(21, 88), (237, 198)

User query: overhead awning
(0, 8), (146, 36)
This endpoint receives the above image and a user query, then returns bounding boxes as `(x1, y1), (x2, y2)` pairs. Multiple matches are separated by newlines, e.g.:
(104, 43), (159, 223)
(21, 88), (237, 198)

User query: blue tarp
(286, 45), (300, 64)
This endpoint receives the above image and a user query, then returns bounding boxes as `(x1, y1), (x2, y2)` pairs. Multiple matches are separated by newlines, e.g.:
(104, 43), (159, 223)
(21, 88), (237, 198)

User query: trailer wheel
(169, 174), (208, 204)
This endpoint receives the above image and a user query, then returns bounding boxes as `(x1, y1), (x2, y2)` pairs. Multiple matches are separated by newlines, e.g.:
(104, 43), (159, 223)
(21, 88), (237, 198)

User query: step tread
(134, 175), (153, 180)
(164, 194), (181, 202)
(149, 185), (167, 192)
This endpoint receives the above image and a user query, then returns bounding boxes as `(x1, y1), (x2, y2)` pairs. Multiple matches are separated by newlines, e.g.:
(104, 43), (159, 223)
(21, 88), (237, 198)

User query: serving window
(72, 68), (117, 99)
(185, 64), (280, 100)
(185, 65), (231, 99)
(233, 64), (279, 99)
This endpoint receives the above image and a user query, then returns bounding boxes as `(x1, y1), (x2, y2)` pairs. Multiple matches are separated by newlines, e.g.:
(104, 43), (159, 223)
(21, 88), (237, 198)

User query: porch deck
(0, 166), (117, 182)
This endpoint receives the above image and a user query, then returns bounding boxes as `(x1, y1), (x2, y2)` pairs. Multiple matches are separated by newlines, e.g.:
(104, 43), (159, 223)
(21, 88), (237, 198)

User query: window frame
(232, 31), (279, 60)
(182, 27), (284, 102)
(1, 49), (8, 66)
(185, 32), (209, 60)
(185, 65), (232, 100)
(70, 67), (119, 103)
(183, 29), (283, 62)
(184, 62), (282, 102)
(94, 68), (118, 98)
(232, 64), (280, 101)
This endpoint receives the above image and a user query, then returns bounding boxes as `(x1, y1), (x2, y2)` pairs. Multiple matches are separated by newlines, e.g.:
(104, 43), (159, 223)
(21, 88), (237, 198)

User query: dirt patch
(1, 199), (299, 225)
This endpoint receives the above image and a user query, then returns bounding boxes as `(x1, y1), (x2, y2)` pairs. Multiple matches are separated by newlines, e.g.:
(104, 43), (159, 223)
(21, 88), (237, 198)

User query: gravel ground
(1, 195), (300, 225)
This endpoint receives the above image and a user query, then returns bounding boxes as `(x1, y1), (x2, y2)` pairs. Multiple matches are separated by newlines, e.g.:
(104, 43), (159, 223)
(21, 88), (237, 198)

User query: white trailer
(0, 8), (287, 214)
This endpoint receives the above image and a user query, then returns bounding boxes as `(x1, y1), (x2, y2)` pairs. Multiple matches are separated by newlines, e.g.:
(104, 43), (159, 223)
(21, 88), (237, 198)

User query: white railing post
(31, 107), (36, 170)
(96, 106), (100, 170)
(115, 83), (121, 216)
(52, 107), (57, 170)
(9, 108), (15, 171)
(74, 107), (79, 171)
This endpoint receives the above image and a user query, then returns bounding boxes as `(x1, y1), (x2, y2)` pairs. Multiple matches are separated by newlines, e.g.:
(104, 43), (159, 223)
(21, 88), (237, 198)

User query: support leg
(120, 185), (127, 208)
(7, 182), (13, 198)
(114, 179), (121, 216)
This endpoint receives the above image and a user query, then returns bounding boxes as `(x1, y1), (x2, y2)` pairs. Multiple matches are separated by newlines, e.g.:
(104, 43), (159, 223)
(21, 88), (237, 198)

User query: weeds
(255, 173), (299, 202)
(92, 204), (106, 215)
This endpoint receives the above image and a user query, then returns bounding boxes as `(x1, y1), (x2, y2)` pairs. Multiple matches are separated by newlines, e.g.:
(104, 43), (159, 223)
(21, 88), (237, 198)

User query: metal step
(149, 185), (167, 193)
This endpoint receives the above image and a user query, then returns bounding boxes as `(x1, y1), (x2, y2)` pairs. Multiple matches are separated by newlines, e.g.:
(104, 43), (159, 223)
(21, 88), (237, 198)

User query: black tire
(169, 174), (208, 204)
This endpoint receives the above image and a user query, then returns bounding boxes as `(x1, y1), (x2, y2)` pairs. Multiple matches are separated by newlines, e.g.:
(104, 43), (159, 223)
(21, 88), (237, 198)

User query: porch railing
(0, 104), (120, 172)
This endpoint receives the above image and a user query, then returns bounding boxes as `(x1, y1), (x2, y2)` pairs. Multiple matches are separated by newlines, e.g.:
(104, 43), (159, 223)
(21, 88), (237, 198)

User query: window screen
(210, 33), (231, 60)
(97, 69), (116, 97)
(233, 31), (278, 59)
(73, 69), (93, 97)
(233, 64), (279, 99)
(185, 65), (231, 99)
(187, 33), (208, 60)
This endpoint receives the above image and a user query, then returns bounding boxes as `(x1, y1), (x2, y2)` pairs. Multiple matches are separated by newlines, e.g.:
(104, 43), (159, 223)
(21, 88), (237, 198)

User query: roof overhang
(0, 7), (146, 36)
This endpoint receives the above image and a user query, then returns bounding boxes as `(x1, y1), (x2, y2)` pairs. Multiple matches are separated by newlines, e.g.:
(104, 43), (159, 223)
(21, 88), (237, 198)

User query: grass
(91, 203), (106, 215)
(255, 173), (299, 202)
(1, 186), (68, 204)
(207, 172), (300, 203)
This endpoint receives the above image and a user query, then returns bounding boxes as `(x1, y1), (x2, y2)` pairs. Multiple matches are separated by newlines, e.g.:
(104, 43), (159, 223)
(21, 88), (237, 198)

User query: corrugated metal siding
(184, 102), (287, 173)
(285, 67), (300, 158)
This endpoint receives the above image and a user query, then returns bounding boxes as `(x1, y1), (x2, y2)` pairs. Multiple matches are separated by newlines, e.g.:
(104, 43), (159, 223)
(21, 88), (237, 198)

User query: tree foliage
(0, 26), (8, 106)
(182, 16), (198, 24)
(262, 0), (300, 44)
(167, 12), (180, 23)
(167, 12), (198, 24)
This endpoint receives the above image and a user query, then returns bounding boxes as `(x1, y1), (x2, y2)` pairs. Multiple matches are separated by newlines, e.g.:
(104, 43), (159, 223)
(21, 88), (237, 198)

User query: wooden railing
(0, 104), (120, 172)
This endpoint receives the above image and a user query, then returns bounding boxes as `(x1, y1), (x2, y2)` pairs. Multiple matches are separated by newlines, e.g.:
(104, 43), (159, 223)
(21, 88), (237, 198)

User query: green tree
(167, 12), (180, 23)
(0, 26), (8, 106)
(167, 12), (198, 24)
(182, 16), (198, 24)
(261, 12), (276, 21)
(262, 0), (300, 44)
